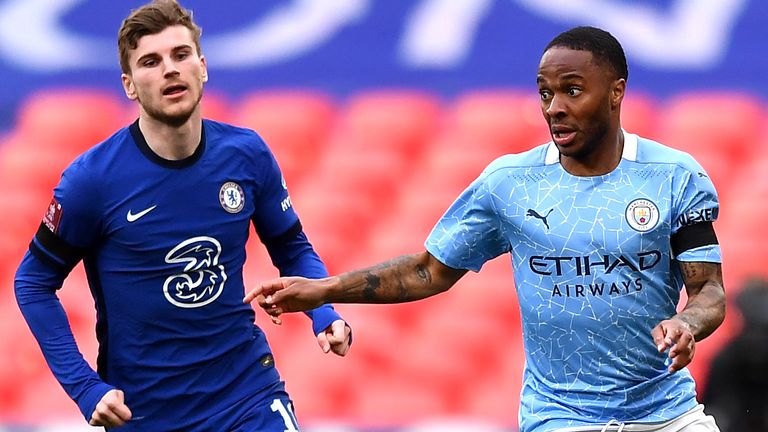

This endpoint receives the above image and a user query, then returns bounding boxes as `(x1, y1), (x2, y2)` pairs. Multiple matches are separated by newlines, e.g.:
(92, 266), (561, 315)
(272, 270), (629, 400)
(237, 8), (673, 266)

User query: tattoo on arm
(677, 262), (725, 340)
(362, 273), (380, 301)
(332, 253), (451, 304)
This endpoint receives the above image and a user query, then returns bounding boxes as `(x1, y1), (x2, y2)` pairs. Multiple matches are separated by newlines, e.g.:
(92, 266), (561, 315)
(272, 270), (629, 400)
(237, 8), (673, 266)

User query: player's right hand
(89, 389), (132, 428)
(244, 276), (330, 319)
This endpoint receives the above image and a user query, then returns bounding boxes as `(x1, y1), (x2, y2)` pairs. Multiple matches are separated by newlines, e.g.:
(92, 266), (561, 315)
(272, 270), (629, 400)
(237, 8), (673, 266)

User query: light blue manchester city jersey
(425, 132), (720, 432)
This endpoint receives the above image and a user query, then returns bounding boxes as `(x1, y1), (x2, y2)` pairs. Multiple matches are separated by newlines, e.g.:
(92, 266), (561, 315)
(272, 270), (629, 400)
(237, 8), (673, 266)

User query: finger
(90, 408), (124, 428)
(668, 353), (690, 373)
(113, 402), (133, 423)
(331, 340), (350, 356)
(669, 332), (693, 358)
(327, 320), (347, 345)
(664, 327), (683, 347)
(316, 331), (331, 353)
(255, 294), (269, 309)
(112, 390), (132, 422)
(243, 279), (283, 303)
(650, 324), (667, 352)
(269, 314), (282, 325)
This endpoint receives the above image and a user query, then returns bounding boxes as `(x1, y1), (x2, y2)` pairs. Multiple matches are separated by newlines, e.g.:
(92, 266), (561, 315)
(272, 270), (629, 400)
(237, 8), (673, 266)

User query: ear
(122, 73), (137, 100)
(611, 78), (626, 110)
(200, 55), (208, 83)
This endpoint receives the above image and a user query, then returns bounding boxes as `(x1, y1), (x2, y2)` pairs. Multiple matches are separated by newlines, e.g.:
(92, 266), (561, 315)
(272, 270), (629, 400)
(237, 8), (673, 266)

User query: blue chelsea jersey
(426, 132), (721, 432)
(21, 119), (332, 430)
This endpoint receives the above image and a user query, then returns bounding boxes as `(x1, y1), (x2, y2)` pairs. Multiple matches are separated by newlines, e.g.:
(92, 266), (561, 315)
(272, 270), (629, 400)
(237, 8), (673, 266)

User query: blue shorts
(201, 380), (300, 432)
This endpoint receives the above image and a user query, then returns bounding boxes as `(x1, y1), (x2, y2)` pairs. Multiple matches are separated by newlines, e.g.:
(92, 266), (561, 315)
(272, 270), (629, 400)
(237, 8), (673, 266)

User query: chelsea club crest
(625, 198), (659, 232)
(219, 181), (245, 213)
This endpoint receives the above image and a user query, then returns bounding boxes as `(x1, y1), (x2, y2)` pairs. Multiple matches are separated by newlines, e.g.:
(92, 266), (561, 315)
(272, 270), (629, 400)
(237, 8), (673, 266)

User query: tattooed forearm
(328, 252), (463, 304)
(677, 262), (726, 340)
(362, 272), (381, 301)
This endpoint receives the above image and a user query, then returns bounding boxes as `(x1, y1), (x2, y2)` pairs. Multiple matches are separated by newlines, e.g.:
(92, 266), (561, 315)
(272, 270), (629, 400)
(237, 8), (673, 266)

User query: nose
(545, 94), (566, 118)
(161, 57), (180, 77)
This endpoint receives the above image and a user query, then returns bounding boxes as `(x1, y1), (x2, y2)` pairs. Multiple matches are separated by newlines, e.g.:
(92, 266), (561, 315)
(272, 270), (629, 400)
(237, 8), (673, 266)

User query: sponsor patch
(219, 181), (245, 213)
(625, 198), (660, 232)
(42, 197), (63, 233)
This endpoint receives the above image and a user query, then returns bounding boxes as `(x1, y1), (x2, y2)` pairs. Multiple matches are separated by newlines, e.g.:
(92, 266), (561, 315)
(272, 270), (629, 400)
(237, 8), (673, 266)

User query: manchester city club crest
(219, 181), (245, 213)
(625, 198), (660, 232)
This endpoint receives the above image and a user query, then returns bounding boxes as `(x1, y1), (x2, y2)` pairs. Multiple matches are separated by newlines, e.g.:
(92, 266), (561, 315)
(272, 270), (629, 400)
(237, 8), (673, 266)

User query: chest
(99, 161), (256, 262)
(501, 166), (675, 256)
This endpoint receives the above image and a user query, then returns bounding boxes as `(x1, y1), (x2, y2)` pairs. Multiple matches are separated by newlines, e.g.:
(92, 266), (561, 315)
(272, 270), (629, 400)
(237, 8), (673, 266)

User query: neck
(561, 126), (624, 177)
(138, 110), (202, 160)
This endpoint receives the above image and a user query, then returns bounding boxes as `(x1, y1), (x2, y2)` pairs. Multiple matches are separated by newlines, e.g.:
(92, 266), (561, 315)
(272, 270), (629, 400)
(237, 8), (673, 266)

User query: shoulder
(62, 126), (133, 187)
(203, 119), (270, 154)
(478, 142), (551, 183)
(631, 133), (707, 176)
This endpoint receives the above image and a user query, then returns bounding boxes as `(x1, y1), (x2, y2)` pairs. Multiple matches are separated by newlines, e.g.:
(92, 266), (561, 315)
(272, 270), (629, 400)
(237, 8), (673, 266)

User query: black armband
(670, 222), (718, 256)
(29, 222), (85, 272)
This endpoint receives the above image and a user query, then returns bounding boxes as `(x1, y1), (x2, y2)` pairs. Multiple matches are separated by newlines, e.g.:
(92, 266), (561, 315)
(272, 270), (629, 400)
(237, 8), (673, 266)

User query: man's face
(121, 25), (207, 127)
(536, 47), (623, 160)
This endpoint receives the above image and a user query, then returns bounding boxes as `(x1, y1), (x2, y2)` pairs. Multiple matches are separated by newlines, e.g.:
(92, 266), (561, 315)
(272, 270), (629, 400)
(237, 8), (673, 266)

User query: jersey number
(270, 398), (299, 431)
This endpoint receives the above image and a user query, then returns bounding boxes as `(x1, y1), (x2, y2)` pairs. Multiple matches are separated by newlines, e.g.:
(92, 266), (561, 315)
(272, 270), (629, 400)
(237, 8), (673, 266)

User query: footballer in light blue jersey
(247, 26), (725, 432)
(425, 132), (720, 431)
(15, 1), (350, 430)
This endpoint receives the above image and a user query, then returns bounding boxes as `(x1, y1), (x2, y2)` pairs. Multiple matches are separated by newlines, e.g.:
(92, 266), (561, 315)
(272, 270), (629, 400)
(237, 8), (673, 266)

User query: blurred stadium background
(1, 1), (767, 431)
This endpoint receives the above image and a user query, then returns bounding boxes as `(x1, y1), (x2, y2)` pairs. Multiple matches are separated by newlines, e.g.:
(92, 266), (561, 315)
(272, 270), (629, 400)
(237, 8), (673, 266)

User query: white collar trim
(544, 129), (637, 165)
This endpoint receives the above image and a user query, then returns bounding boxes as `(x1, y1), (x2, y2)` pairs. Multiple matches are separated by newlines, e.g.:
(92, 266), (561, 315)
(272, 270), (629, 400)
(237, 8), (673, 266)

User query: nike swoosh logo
(127, 205), (157, 222)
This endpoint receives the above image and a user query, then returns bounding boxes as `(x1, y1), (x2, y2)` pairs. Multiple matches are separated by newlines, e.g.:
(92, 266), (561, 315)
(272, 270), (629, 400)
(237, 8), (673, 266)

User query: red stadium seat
(200, 90), (234, 122)
(233, 90), (337, 187)
(461, 343), (525, 425)
(621, 92), (659, 138)
(419, 133), (499, 193)
(0, 134), (72, 194)
(16, 88), (128, 155)
(314, 145), (410, 201)
(334, 89), (442, 158)
(445, 90), (550, 155)
(657, 92), (765, 166)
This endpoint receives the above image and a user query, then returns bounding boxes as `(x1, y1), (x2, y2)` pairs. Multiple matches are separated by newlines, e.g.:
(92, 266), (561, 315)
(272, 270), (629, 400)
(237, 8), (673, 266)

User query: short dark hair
(544, 26), (628, 81)
(118, 0), (202, 74)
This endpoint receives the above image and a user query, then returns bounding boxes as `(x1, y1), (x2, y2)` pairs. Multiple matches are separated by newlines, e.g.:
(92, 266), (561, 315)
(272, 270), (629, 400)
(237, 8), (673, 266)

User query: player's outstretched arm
(652, 261), (726, 373)
(245, 251), (467, 315)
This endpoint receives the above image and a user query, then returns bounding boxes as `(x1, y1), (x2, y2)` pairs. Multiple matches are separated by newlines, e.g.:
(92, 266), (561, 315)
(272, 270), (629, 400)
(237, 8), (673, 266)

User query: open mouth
(551, 126), (577, 146)
(162, 84), (187, 96)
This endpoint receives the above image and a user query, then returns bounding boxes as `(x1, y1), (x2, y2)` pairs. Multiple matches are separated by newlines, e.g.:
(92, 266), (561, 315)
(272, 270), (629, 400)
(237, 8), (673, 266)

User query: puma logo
(526, 208), (553, 230)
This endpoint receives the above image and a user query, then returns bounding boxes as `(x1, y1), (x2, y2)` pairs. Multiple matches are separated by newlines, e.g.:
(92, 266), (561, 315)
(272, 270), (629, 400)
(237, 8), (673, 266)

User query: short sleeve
(425, 172), (510, 272)
(672, 157), (721, 262)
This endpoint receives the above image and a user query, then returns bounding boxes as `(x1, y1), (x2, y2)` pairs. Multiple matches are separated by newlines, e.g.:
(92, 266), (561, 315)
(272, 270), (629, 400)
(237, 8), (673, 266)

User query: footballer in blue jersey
(248, 27), (725, 432)
(14, 1), (351, 431)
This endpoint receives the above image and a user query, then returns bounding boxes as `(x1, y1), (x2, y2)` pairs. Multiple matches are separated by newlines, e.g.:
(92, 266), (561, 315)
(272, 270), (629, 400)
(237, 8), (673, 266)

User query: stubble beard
(139, 89), (203, 128)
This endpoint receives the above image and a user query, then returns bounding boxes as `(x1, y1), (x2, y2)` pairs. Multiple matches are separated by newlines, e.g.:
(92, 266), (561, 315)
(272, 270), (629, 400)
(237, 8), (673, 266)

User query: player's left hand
(316, 319), (351, 356)
(651, 317), (695, 373)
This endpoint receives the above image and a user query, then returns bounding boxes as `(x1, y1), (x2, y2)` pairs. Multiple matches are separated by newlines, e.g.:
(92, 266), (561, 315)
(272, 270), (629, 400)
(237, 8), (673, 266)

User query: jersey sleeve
(425, 168), (511, 272)
(249, 141), (299, 240)
(29, 160), (102, 271)
(671, 157), (721, 263)
(248, 139), (344, 336)
(16, 161), (112, 421)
